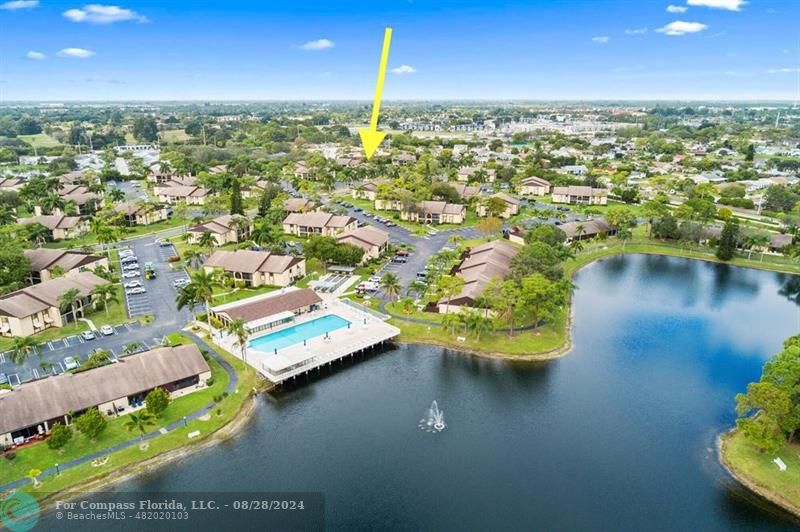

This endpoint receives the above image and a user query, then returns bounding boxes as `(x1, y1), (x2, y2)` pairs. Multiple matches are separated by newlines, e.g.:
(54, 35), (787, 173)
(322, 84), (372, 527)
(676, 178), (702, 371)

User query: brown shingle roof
(0, 271), (107, 318)
(17, 215), (83, 230)
(283, 212), (356, 229)
(204, 249), (301, 274)
(336, 225), (389, 250)
(24, 248), (104, 274)
(0, 344), (209, 436)
(440, 240), (519, 306)
(212, 288), (322, 323)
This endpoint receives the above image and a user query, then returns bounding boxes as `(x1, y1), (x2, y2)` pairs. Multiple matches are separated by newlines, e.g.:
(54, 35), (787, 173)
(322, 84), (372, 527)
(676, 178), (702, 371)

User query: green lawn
(345, 196), (480, 232)
(161, 129), (192, 143)
(18, 133), (62, 149)
(211, 285), (279, 305)
(46, 217), (190, 249)
(0, 338), (228, 486)
(721, 430), (800, 514)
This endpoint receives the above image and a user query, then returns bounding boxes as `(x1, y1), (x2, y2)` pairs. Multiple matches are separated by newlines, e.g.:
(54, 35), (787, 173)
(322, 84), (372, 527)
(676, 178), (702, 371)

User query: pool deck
(216, 297), (400, 383)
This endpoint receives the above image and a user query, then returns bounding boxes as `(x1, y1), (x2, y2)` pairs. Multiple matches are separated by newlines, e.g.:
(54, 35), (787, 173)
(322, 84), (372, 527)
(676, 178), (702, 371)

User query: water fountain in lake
(418, 400), (446, 433)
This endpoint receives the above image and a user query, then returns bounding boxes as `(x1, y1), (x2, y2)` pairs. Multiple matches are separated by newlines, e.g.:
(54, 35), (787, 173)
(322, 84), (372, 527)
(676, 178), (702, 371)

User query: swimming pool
(248, 314), (351, 353)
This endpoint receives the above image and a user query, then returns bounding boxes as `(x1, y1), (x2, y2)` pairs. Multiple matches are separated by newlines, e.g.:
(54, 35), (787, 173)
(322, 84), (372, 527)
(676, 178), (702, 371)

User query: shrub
(205, 376), (214, 386)
(47, 423), (72, 450)
(145, 387), (170, 417)
(4, 451), (16, 461)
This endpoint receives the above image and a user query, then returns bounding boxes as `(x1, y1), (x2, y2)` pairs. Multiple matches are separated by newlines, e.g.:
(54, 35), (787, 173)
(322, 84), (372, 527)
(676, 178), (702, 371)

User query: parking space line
(32, 368), (39, 379)
(58, 361), (65, 373)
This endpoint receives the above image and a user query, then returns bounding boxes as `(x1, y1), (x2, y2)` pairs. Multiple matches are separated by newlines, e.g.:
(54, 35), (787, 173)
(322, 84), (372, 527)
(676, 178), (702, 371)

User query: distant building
(336, 226), (390, 263)
(17, 215), (88, 241)
(204, 249), (305, 287)
(477, 192), (520, 219)
(282, 212), (358, 237)
(24, 248), (108, 284)
(559, 165), (589, 176)
(401, 201), (466, 225)
(209, 287), (322, 334)
(114, 202), (170, 226)
(283, 197), (317, 213)
(518, 176), (551, 196)
(154, 184), (210, 205)
(187, 214), (252, 247)
(552, 186), (608, 205)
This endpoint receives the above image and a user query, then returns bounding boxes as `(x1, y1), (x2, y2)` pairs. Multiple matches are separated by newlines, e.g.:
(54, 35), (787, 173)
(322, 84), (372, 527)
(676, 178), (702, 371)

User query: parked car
(386, 222), (396, 227)
(416, 271), (427, 279)
(124, 280), (142, 289)
(122, 263), (140, 271)
(158, 240), (173, 247)
(392, 256), (407, 263)
(126, 287), (146, 295)
(368, 276), (382, 284)
(81, 330), (96, 341)
(287, 241), (297, 248)
(173, 279), (190, 288)
(120, 255), (138, 263)
(396, 250), (410, 257)
(100, 325), (114, 336)
(353, 207), (363, 212)
(121, 271), (141, 279)
(63, 356), (79, 370)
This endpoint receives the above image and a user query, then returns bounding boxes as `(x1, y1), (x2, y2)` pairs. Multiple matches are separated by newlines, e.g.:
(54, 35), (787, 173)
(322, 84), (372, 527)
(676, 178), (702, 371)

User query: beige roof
(417, 201), (465, 216)
(188, 214), (248, 235)
(17, 215), (83, 230)
(451, 183), (479, 199)
(212, 288), (322, 323)
(283, 198), (315, 212)
(158, 185), (209, 198)
(771, 233), (793, 249)
(24, 248), (104, 274)
(337, 225), (389, 250)
(283, 211), (356, 229)
(0, 271), (108, 318)
(0, 344), (209, 436)
(441, 240), (519, 307)
(559, 217), (614, 239)
(521, 176), (551, 187)
(491, 192), (520, 206)
(204, 249), (302, 274)
(552, 185), (607, 197)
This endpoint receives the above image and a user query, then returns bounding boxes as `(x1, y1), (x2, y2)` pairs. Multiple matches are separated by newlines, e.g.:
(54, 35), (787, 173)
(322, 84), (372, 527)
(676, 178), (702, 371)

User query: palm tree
(197, 230), (216, 252)
(251, 222), (281, 247)
(183, 247), (204, 269)
(91, 283), (118, 317)
(0, 206), (15, 225)
(108, 187), (125, 202)
(229, 215), (251, 241)
(188, 269), (220, 330)
(58, 287), (82, 323)
(41, 192), (65, 215)
(123, 342), (141, 355)
(175, 283), (201, 321)
(575, 223), (586, 241)
(124, 411), (156, 442)
(380, 273), (402, 302)
(11, 336), (40, 365)
(435, 276), (465, 314)
(22, 222), (50, 246)
(464, 310), (492, 340)
(225, 317), (250, 367)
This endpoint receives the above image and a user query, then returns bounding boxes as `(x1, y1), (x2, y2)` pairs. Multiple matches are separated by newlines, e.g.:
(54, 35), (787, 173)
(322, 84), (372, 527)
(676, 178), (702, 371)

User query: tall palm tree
(575, 223), (586, 241)
(464, 310), (492, 340)
(183, 247), (204, 269)
(11, 336), (40, 365)
(380, 273), (402, 302)
(175, 283), (201, 321)
(58, 287), (82, 323)
(41, 192), (65, 215)
(188, 269), (220, 330)
(91, 283), (118, 317)
(124, 411), (156, 442)
(225, 317), (250, 368)
(197, 230), (216, 252)
(229, 215), (251, 241)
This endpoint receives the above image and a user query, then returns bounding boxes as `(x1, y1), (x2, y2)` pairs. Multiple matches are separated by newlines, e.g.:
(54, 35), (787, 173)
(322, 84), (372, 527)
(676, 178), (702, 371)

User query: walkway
(0, 332), (239, 492)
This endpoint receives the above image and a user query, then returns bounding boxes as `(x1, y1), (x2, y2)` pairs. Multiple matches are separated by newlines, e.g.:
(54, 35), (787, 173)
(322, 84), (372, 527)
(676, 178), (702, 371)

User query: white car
(368, 276), (382, 284)
(63, 356), (79, 370)
(121, 271), (140, 279)
(126, 287), (146, 295)
(120, 256), (138, 264)
(100, 325), (114, 336)
(124, 280), (142, 289)
(119, 249), (135, 258)
(122, 263), (140, 271)
(173, 279), (190, 288)
(81, 330), (96, 341)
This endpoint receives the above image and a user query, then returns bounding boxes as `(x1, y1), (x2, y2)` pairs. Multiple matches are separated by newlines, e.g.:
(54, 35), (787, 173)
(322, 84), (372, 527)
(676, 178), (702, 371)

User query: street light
(182, 416), (187, 427)
(55, 463), (60, 475)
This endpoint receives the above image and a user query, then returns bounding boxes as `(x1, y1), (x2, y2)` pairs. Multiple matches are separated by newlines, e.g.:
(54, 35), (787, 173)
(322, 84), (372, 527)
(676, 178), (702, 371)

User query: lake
(46, 255), (800, 531)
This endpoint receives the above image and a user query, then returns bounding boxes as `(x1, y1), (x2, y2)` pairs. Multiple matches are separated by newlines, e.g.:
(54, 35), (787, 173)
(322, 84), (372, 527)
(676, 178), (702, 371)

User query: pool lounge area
(213, 293), (400, 384)
(248, 314), (351, 353)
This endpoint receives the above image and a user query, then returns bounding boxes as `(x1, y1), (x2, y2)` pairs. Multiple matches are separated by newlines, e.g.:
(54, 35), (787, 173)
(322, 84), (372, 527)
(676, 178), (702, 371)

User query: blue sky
(1, 0), (799, 101)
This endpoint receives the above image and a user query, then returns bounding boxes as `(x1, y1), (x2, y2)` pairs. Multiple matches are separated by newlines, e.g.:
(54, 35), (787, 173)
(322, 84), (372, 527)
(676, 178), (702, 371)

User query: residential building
(451, 183), (480, 201)
(114, 202), (170, 226)
(559, 218), (617, 242)
(477, 192), (520, 219)
(401, 201), (466, 225)
(336, 226), (390, 263)
(17, 215), (88, 241)
(282, 212), (358, 237)
(209, 287), (322, 334)
(154, 184), (210, 205)
(559, 165), (589, 176)
(0, 271), (108, 338)
(283, 197), (317, 213)
(0, 344), (211, 447)
(552, 186), (608, 205)
(24, 248), (109, 284)
(0, 178), (23, 192)
(770, 233), (794, 253)
(204, 249), (306, 287)
(438, 240), (519, 314)
(187, 214), (252, 247)
(518, 176), (552, 196)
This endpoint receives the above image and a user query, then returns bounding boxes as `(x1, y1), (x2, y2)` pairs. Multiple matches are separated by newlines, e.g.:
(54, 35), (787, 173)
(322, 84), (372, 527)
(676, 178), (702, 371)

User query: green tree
(132, 117), (158, 142)
(736, 381), (792, 454)
(91, 283), (118, 317)
(58, 287), (82, 323)
(490, 279), (523, 338)
(511, 241), (563, 281)
(0, 246), (31, 294)
(145, 388), (170, 418)
(435, 275), (465, 314)
(47, 423), (73, 450)
(11, 336), (40, 365)
(197, 230), (217, 252)
(74, 407), (107, 441)
(380, 273), (401, 302)
(124, 411), (156, 442)
(229, 177), (244, 215)
(476, 216), (502, 239)
(715, 219), (739, 261)
(175, 283), (201, 321)
(226, 317), (250, 367)
(187, 269), (220, 330)
(464, 310), (493, 340)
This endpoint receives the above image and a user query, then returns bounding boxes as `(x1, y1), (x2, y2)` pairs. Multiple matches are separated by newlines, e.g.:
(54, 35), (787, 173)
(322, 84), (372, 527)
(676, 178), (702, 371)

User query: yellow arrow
(359, 27), (393, 160)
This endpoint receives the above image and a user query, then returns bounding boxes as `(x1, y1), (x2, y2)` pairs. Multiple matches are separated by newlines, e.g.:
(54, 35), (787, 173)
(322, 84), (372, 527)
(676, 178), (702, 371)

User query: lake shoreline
(718, 430), (800, 520)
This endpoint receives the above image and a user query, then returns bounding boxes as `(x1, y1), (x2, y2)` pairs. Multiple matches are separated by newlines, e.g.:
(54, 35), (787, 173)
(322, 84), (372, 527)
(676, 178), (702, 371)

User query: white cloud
(63, 4), (148, 24)
(687, 0), (746, 11)
(657, 21), (709, 36)
(592, 36), (610, 44)
(299, 39), (334, 51)
(390, 65), (417, 74)
(624, 28), (648, 35)
(57, 47), (96, 58)
(666, 4), (688, 13)
(767, 68), (800, 74)
(25, 51), (46, 60)
(0, 0), (38, 10)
